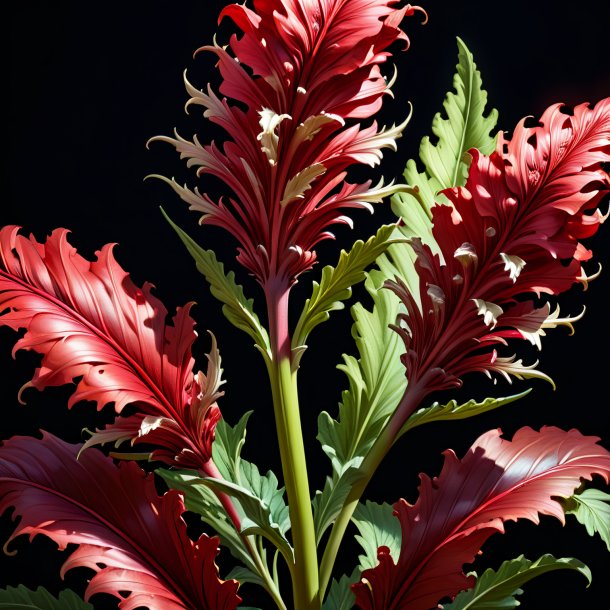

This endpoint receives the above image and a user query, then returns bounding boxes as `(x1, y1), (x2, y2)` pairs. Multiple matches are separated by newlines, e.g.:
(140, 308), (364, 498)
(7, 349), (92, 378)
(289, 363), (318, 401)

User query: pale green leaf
(400, 390), (531, 437)
(420, 37), (498, 189)
(0, 586), (92, 610)
(563, 488), (610, 551)
(157, 468), (257, 573)
(162, 209), (271, 361)
(212, 412), (252, 482)
(352, 501), (401, 571)
(443, 554), (591, 610)
(208, 416), (293, 563)
(391, 37), (498, 265)
(322, 568), (359, 610)
(292, 224), (399, 354)
(227, 565), (267, 589)
(317, 276), (406, 472)
(313, 457), (365, 545)
(198, 474), (293, 564)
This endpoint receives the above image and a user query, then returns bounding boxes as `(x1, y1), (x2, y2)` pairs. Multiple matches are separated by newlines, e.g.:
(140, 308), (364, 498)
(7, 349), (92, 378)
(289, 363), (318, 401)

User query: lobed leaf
(292, 224), (398, 353)
(317, 276), (406, 472)
(162, 209), (271, 361)
(0, 225), (221, 471)
(352, 501), (401, 571)
(353, 426), (610, 610)
(420, 37), (498, 189)
(0, 586), (93, 610)
(313, 457), (365, 545)
(157, 468), (258, 575)
(443, 554), (591, 610)
(0, 433), (240, 610)
(563, 488), (610, 551)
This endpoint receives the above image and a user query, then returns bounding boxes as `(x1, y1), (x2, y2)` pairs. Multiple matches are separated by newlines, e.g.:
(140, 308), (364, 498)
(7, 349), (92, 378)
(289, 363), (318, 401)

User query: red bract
(151, 0), (425, 288)
(0, 226), (219, 470)
(0, 432), (241, 610)
(390, 99), (610, 394)
(353, 426), (610, 610)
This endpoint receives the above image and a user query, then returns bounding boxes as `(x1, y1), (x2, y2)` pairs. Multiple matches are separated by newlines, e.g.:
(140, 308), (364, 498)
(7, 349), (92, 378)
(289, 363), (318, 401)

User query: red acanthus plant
(1, 2), (609, 610)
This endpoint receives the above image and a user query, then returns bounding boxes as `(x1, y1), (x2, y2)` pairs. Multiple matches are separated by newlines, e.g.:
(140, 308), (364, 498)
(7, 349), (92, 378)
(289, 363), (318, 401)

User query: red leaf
(0, 432), (241, 610)
(390, 98), (610, 394)
(0, 226), (219, 469)
(152, 1), (425, 286)
(353, 426), (610, 610)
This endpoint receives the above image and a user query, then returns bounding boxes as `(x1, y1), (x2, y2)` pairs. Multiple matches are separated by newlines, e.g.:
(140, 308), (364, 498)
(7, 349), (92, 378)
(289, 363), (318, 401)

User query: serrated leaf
(213, 412), (253, 482)
(0, 586), (93, 610)
(323, 568), (360, 610)
(317, 277), (406, 472)
(0, 433), (241, 610)
(352, 501), (401, 571)
(313, 457), (365, 545)
(391, 37), (497, 260)
(353, 426), (610, 610)
(209, 416), (293, 564)
(443, 554), (591, 610)
(157, 468), (257, 574)
(200, 471), (293, 564)
(420, 37), (498, 189)
(400, 390), (531, 436)
(293, 224), (398, 353)
(563, 488), (610, 551)
(162, 209), (271, 361)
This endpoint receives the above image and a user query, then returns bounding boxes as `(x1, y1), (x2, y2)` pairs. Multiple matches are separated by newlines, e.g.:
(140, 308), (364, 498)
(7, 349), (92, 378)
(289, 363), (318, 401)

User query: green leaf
(212, 412), (253, 482)
(161, 209), (271, 361)
(157, 468), (258, 573)
(420, 37), (498, 189)
(400, 390), (531, 437)
(227, 565), (267, 589)
(391, 36), (498, 258)
(199, 468), (293, 564)
(317, 275), (407, 472)
(563, 488), (610, 551)
(352, 501), (401, 571)
(292, 224), (399, 354)
(0, 586), (92, 610)
(313, 456), (365, 545)
(208, 416), (293, 564)
(443, 554), (591, 610)
(322, 568), (359, 610)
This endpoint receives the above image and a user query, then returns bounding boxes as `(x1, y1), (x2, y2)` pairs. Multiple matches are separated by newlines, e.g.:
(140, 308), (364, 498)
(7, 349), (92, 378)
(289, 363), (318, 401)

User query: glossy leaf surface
(0, 433), (240, 610)
(353, 426), (610, 610)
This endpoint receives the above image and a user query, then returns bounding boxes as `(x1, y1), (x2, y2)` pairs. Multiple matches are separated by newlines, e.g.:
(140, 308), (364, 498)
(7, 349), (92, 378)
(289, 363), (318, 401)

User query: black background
(2, 1), (610, 608)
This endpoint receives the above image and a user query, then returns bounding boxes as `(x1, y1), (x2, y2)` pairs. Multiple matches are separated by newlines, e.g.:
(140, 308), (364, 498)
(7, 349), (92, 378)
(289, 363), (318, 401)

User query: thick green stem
(319, 380), (428, 598)
(266, 285), (320, 610)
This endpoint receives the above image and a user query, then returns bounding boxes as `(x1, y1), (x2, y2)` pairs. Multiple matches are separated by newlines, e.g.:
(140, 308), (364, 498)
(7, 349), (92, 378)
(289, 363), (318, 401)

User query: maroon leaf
(353, 426), (610, 610)
(0, 226), (220, 469)
(0, 432), (241, 610)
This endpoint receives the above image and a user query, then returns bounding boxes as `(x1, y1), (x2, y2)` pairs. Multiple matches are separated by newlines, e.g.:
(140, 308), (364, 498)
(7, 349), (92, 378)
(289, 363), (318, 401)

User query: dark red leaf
(353, 426), (610, 610)
(0, 432), (241, 610)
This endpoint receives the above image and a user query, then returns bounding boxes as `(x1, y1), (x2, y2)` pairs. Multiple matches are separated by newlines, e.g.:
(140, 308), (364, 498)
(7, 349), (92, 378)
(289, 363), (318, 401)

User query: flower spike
(151, 0), (424, 288)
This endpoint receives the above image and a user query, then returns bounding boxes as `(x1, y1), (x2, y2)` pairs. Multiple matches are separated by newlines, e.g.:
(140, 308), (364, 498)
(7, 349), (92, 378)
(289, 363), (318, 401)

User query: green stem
(318, 380), (428, 598)
(266, 284), (320, 610)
